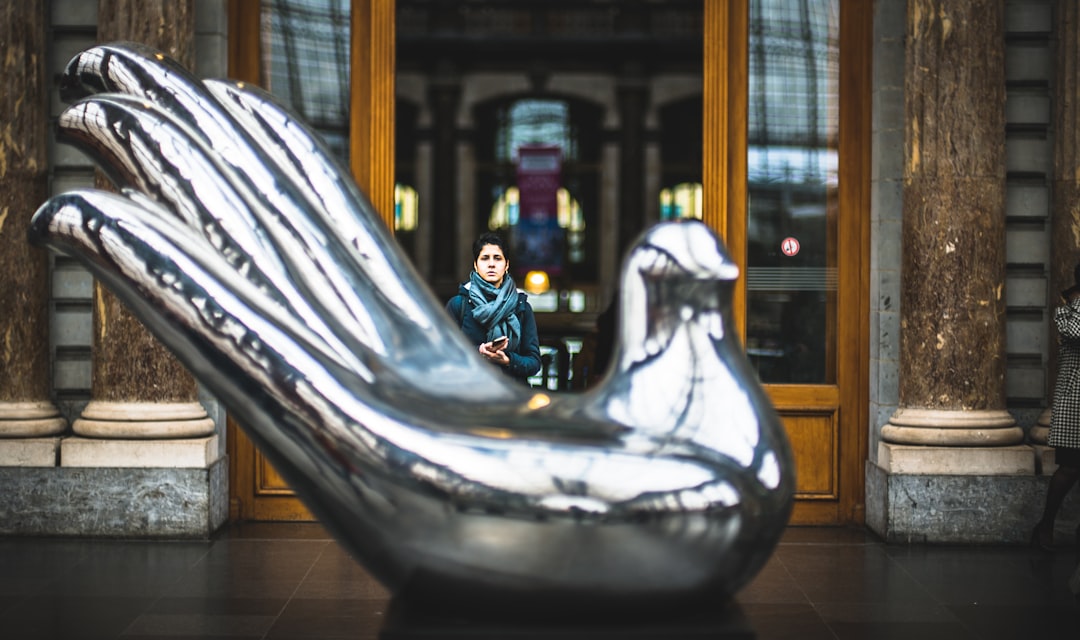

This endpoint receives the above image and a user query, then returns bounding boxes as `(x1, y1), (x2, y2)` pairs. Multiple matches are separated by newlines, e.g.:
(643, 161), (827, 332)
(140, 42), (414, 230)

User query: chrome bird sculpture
(30, 43), (794, 615)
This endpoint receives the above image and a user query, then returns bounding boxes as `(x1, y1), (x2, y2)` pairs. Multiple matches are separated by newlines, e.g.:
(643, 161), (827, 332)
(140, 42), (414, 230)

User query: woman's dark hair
(473, 232), (509, 262)
(1074, 260), (1080, 286)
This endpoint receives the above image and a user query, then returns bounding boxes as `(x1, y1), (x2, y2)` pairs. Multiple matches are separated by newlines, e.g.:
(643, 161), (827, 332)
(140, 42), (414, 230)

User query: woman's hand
(479, 340), (510, 366)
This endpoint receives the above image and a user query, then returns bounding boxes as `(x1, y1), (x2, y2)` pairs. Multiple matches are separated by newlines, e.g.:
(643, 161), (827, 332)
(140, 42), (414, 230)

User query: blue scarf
(468, 270), (522, 351)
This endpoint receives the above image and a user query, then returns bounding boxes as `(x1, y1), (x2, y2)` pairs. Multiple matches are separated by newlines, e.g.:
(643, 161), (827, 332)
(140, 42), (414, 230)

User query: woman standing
(446, 232), (542, 384)
(1033, 262), (1080, 550)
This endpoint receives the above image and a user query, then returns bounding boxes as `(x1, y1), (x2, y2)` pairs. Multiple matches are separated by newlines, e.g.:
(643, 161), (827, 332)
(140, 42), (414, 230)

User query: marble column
(427, 61), (462, 297)
(881, 0), (1025, 472)
(616, 63), (649, 256)
(1034, 0), (1080, 462)
(70, 0), (214, 443)
(0, 0), (67, 458)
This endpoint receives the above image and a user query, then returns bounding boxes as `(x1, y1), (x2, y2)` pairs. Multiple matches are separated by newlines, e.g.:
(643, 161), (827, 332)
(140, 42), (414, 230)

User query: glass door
(745, 1), (839, 387)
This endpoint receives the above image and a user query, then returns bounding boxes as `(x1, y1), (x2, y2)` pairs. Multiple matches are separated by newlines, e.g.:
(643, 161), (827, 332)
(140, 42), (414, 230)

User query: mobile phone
(491, 336), (509, 350)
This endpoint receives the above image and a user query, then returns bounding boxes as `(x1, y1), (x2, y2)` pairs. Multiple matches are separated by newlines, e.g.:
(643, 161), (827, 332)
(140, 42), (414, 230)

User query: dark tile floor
(1, 523), (1079, 639)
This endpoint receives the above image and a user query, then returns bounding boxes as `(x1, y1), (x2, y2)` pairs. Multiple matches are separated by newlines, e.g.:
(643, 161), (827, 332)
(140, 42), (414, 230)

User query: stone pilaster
(617, 63), (649, 255)
(0, 0), (67, 455)
(882, 0), (1024, 468)
(428, 61), (462, 297)
(70, 0), (214, 443)
(1035, 0), (1080, 471)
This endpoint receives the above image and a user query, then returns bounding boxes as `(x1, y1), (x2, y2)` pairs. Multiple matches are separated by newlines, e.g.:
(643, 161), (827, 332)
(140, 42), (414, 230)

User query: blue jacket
(446, 284), (543, 382)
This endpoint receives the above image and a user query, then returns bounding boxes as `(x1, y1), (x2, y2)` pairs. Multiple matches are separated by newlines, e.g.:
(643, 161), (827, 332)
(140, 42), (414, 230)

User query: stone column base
(882, 408), (1022, 446)
(0, 437), (61, 467)
(877, 442), (1035, 475)
(0, 401), (67, 437)
(1029, 407), (1051, 445)
(865, 459), (1080, 544)
(0, 457), (229, 538)
(73, 401), (215, 438)
(60, 435), (220, 468)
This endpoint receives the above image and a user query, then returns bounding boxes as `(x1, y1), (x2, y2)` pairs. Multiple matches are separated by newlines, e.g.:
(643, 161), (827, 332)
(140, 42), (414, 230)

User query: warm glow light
(469, 427), (515, 439)
(488, 186), (520, 229)
(524, 270), (550, 294)
(659, 182), (704, 220)
(394, 184), (419, 231)
(527, 393), (551, 410)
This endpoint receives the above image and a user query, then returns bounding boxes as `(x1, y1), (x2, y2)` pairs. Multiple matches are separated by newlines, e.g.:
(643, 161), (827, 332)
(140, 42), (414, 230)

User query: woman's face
(474, 243), (508, 288)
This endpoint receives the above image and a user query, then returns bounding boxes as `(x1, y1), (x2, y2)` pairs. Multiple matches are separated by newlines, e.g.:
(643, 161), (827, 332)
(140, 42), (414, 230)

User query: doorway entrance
(226, 0), (870, 526)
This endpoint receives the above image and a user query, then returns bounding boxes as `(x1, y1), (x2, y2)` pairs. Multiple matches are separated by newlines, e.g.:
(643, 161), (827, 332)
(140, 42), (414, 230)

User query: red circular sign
(781, 237), (800, 257)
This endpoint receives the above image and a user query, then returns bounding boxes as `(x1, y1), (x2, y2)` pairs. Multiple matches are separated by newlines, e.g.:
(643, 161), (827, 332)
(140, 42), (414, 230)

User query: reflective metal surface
(31, 43), (794, 614)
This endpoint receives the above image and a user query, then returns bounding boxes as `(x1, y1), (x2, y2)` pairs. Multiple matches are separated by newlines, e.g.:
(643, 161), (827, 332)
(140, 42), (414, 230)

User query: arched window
(475, 96), (602, 303)
(495, 100), (577, 163)
(489, 186), (585, 258)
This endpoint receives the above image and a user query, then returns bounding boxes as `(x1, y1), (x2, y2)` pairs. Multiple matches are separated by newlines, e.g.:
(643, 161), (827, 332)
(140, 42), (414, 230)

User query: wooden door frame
(705, 0), (870, 524)
(226, 0), (266, 521)
(834, 0), (872, 525)
(225, 0), (395, 521)
(348, 0), (396, 224)
(226, 0), (870, 525)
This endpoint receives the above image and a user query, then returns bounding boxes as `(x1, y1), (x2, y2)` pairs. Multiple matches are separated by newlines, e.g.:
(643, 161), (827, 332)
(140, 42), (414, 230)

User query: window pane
(261, 0), (351, 161)
(746, 0), (839, 384)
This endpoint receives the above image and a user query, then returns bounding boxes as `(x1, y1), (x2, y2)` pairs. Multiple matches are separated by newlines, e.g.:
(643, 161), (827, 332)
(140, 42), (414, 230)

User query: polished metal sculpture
(31, 43), (794, 614)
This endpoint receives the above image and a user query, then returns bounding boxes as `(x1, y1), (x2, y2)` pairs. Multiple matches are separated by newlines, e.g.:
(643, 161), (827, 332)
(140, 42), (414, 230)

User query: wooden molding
(227, 0), (262, 85)
(836, 0), (873, 523)
(703, 0), (748, 338)
(350, 0), (396, 229)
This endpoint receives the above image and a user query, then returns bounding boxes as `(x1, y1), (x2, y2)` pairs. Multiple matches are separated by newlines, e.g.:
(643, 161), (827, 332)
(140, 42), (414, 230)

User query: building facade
(1, 0), (1077, 542)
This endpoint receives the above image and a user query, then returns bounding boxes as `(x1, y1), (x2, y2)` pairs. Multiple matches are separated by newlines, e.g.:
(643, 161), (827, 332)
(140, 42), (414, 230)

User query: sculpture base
(380, 598), (755, 639)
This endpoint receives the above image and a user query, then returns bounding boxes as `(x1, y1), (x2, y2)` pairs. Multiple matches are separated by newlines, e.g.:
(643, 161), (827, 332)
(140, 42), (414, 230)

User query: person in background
(446, 232), (542, 384)
(1033, 262), (1080, 551)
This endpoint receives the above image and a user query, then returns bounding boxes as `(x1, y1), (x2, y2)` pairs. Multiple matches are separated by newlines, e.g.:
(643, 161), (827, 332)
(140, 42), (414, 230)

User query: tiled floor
(1, 523), (1079, 639)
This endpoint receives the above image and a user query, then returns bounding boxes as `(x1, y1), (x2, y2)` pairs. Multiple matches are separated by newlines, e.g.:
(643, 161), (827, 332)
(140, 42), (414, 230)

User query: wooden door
(706, 1), (871, 525)
(227, 416), (314, 521)
(225, 0), (394, 522)
(227, 0), (870, 525)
